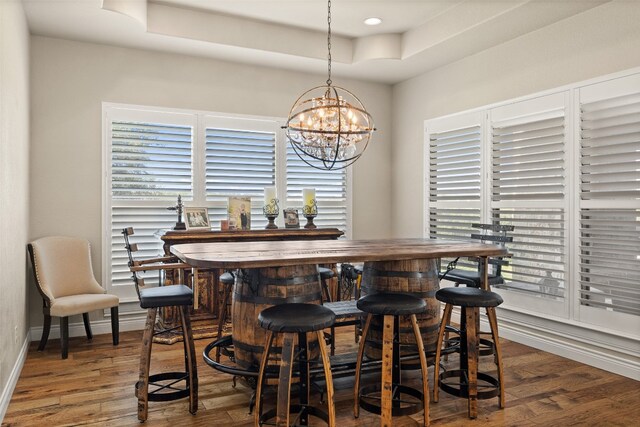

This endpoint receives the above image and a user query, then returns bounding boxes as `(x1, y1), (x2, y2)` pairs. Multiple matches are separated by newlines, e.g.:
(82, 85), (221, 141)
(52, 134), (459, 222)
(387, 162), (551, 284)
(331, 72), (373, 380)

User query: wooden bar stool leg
(277, 334), (295, 427)
(410, 314), (430, 427)
(255, 330), (274, 426)
(179, 306), (198, 415)
(138, 308), (157, 422)
(215, 282), (232, 362)
(354, 314), (373, 418)
(381, 314), (395, 427)
(486, 307), (505, 409)
(317, 330), (336, 427)
(465, 308), (479, 419)
(433, 303), (453, 403)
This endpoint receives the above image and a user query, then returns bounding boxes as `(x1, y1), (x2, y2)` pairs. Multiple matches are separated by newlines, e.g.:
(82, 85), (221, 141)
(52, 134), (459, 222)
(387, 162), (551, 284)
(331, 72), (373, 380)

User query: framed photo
(184, 207), (211, 230)
(228, 196), (251, 230)
(283, 208), (300, 228)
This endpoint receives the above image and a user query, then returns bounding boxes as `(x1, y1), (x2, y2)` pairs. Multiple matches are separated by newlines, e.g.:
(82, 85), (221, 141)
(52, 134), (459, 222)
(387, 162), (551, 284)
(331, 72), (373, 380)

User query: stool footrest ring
(135, 372), (191, 402)
(358, 383), (424, 417)
(259, 403), (330, 426)
(439, 369), (500, 400)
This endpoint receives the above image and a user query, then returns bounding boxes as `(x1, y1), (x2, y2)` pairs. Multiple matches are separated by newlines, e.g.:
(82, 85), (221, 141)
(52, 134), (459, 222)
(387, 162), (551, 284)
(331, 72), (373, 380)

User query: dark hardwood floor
(3, 327), (639, 426)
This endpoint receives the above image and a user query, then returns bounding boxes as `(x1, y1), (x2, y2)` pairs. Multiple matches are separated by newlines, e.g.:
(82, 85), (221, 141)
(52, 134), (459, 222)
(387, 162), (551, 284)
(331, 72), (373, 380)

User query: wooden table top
(170, 238), (508, 269)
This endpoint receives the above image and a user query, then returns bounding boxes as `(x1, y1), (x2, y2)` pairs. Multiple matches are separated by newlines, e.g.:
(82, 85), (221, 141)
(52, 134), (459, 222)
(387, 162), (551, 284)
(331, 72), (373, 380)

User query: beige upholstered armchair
(28, 236), (120, 359)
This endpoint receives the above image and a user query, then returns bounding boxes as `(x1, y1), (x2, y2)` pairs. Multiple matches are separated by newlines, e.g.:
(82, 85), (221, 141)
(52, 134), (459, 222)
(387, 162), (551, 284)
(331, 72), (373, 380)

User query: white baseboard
(0, 335), (30, 424)
(450, 307), (640, 381)
(29, 311), (147, 342)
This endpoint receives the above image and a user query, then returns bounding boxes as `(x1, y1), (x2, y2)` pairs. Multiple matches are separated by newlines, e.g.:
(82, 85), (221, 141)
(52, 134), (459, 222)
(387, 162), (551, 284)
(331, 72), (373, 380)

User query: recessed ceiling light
(364, 17), (382, 26)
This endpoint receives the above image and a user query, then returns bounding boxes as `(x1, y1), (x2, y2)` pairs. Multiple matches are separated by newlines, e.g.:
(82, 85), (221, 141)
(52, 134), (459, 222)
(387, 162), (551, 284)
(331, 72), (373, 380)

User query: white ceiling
(23, 0), (612, 84)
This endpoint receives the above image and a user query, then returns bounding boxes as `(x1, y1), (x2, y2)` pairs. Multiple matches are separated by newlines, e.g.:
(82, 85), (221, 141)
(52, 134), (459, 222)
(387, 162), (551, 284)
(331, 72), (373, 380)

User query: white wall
(0, 0), (30, 420)
(391, 0), (640, 237)
(29, 36), (392, 327)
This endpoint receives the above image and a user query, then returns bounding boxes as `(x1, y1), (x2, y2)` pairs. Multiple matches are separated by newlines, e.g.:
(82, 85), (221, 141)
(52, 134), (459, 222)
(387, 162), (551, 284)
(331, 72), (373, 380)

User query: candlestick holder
(263, 198), (280, 229)
(302, 199), (318, 229)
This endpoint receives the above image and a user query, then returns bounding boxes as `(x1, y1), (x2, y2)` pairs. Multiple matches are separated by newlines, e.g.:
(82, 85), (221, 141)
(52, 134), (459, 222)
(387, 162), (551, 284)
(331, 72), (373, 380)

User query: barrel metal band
(233, 292), (322, 305)
(360, 286), (437, 298)
(234, 338), (320, 356)
(363, 266), (437, 280)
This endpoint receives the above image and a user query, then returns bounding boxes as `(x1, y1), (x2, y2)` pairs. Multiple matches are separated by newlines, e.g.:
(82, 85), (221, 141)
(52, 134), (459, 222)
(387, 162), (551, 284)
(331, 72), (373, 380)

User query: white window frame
(424, 68), (640, 341)
(102, 102), (352, 302)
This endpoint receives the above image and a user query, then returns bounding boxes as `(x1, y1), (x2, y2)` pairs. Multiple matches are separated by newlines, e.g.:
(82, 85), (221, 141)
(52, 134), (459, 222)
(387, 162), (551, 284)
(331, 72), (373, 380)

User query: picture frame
(184, 207), (211, 230)
(228, 196), (251, 230)
(283, 208), (300, 228)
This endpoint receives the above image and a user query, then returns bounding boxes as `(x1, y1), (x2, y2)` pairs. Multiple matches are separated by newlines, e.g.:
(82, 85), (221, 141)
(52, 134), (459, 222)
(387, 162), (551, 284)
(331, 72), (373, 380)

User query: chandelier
(283, 0), (375, 170)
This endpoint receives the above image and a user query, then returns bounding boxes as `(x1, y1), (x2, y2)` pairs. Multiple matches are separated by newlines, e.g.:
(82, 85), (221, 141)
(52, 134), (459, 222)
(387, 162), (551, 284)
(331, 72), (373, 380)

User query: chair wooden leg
(410, 314), (430, 427)
(82, 313), (93, 341)
(381, 315), (395, 427)
(276, 333), (295, 427)
(179, 306), (198, 415)
(317, 330), (336, 427)
(111, 306), (119, 346)
(465, 308), (479, 419)
(60, 317), (69, 359)
(255, 330), (275, 427)
(433, 303), (453, 403)
(486, 307), (505, 409)
(137, 308), (157, 422)
(354, 314), (372, 418)
(38, 314), (51, 351)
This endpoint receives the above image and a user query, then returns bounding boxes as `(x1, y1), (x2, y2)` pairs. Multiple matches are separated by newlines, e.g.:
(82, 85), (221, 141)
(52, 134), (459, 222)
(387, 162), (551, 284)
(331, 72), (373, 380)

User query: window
(103, 105), (350, 301)
(488, 94), (569, 314)
(576, 73), (640, 336)
(424, 71), (639, 335)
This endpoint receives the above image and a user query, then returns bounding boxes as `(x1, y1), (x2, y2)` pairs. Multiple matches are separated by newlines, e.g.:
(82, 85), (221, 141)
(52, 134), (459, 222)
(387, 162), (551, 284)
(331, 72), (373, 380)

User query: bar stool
(354, 293), (430, 427)
(214, 271), (235, 362)
(122, 228), (198, 422)
(433, 287), (505, 419)
(255, 303), (336, 427)
(318, 266), (335, 303)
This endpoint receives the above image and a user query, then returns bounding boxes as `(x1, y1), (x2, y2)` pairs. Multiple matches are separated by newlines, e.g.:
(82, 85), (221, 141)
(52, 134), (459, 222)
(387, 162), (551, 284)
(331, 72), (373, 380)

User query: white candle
(302, 188), (315, 208)
(264, 186), (276, 205)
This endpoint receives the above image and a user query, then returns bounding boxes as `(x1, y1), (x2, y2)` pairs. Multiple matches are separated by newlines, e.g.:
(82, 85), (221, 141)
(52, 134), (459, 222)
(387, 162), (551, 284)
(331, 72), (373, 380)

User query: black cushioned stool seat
(443, 269), (504, 288)
(259, 303), (336, 333)
(357, 292), (427, 315)
(433, 287), (505, 420)
(255, 302), (336, 426)
(436, 287), (503, 307)
(139, 285), (193, 309)
(354, 292), (430, 426)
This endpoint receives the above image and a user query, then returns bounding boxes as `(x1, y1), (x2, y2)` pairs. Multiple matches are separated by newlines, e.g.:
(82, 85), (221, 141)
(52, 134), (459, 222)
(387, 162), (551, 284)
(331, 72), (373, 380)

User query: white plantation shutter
(579, 209), (640, 315)
(286, 144), (348, 231)
(578, 73), (640, 327)
(110, 205), (177, 290)
(111, 121), (192, 200)
(489, 93), (569, 305)
(205, 127), (276, 200)
(204, 117), (278, 230)
(426, 112), (484, 271)
(105, 108), (195, 299)
(492, 115), (565, 201)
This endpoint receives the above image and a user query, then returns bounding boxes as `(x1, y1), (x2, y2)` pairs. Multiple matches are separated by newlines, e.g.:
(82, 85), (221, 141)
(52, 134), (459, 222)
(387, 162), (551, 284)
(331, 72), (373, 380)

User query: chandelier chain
(327, 0), (332, 86)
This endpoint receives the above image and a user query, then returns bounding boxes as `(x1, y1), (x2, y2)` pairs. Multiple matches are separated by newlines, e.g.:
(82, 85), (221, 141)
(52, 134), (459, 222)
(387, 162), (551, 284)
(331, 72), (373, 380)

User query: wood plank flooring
(3, 328), (639, 426)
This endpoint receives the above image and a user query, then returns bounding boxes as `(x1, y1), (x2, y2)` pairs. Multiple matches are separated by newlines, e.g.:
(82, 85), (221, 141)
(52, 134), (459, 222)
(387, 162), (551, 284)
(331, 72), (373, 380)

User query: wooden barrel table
(360, 259), (440, 360)
(231, 264), (323, 370)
